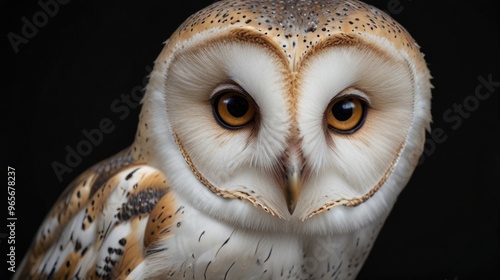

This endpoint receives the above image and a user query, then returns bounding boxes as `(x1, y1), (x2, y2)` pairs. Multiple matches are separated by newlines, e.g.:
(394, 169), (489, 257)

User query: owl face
(137, 0), (431, 235)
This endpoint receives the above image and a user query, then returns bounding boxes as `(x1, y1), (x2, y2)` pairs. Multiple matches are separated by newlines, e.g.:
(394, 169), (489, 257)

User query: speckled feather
(152, 0), (425, 75)
(16, 150), (176, 279)
(16, 0), (431, 279)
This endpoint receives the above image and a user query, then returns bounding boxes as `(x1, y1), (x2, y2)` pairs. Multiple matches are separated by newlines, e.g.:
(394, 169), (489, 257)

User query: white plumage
(16, 0), (431, 279)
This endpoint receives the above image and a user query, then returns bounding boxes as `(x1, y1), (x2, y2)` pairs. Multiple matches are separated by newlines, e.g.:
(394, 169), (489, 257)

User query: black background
(3, 0), (499, 279)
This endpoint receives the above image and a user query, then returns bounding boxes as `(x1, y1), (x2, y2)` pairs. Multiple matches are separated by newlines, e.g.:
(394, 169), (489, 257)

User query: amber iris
(213, 91), (256, 129)
(326, 97), (366, 133)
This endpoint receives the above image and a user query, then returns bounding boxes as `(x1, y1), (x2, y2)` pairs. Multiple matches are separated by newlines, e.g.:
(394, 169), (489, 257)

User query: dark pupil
(332, 99), (355, 121)
(224, 96), (249, 118)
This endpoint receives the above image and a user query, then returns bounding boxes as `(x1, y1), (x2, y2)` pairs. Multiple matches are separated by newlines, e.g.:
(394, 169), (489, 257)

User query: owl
(16, 0), (431, 279)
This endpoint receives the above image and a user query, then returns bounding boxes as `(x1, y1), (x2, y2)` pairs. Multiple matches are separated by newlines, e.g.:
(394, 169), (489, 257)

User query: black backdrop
(3, 0), (499, 279)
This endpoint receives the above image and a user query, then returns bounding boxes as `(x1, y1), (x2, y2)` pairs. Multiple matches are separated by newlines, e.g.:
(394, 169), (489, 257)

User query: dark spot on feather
(126, 168), (141, 180)
(224, 262), (236, 280)
(264, 247), (273, 263)
(81, 246), (88, 256)
(204, 261), (212, 280)
(75, 240), (82, 251)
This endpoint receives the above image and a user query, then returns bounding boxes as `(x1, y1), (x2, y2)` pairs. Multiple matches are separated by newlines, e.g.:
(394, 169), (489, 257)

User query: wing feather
(16, 149), (175, 280)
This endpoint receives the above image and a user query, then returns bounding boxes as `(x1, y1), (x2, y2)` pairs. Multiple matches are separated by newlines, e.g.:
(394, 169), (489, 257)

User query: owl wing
(16, 148), (178, 280)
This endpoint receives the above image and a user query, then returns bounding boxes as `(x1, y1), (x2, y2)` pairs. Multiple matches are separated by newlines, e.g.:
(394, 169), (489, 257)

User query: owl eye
(212, 86), (256, 129)
(326, 96), (367, 133)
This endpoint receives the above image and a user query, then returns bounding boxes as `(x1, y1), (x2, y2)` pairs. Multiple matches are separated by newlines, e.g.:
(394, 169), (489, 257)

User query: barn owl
(16, 0), (431, 279)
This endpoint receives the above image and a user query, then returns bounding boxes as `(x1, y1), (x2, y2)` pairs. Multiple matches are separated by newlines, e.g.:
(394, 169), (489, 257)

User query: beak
(283, 155), (303, 215)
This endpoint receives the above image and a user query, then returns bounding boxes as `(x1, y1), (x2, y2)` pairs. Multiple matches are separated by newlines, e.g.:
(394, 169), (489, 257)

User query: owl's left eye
(212, 85), (257, 129)
(326, 96), (367, 134)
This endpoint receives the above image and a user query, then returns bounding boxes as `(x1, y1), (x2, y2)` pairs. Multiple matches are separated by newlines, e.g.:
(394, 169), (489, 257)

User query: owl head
(131, 0), (432, 235)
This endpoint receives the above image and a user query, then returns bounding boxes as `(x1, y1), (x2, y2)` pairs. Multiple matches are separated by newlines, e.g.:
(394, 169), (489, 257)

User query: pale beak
(284, 158), (303, 215)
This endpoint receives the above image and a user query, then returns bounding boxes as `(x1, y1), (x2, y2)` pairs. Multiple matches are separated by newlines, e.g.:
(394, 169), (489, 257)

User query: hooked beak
(283, 156), (303, 215)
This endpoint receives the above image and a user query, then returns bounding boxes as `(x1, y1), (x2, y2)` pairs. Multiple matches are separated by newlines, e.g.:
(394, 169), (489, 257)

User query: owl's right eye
(212, 85), (257, 129)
